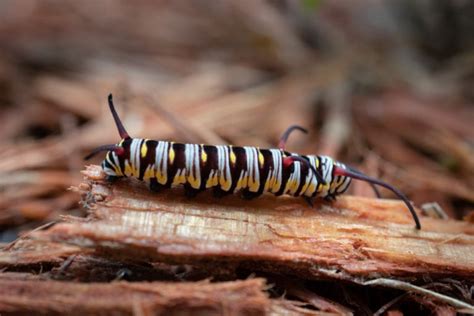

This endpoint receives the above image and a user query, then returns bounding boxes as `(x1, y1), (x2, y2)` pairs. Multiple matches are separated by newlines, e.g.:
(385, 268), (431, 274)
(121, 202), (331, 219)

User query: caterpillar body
(86, 95), (421, 230)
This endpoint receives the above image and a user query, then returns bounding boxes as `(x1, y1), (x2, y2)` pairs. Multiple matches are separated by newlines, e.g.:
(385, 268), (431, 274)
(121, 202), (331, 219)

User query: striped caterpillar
(86, 95), (421, 230)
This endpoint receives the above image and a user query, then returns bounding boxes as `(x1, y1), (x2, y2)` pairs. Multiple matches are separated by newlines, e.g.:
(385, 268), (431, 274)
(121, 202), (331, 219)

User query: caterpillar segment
(87, 94), (421, 230)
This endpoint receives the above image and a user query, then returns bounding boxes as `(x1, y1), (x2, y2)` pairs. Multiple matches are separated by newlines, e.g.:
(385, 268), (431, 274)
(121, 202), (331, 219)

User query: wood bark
(3, 165), (471, 315)
(37, 165), (474, 281)
(0, 273), (270, 316)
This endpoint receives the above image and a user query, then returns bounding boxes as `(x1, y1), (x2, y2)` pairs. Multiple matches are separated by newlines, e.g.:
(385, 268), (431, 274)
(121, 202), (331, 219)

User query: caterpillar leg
(213, 187), (231, 198)
(149, 178), (164, 192)
(303, 196), (314, 207)
(324, 195), (336, 202)
(184, 184), (201, 198)
(278, 125), (307, 150)
(105, 175), (119, 183)
(241, 189), (261, 200)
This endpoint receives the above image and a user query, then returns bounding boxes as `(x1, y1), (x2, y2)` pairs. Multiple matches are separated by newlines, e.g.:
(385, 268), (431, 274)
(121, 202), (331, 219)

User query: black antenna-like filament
(279, 125), (308, 150)
(84, 144), (124, 160)
(108, 94), (130, 139)
(346, 166), (382, 198)
(334, 166), (421, 230)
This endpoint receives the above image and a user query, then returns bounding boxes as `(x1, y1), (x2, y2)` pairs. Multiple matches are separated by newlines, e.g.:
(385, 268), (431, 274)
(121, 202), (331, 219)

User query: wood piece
(0, 238), (85, 267)
(0, 238), (236, 282)
(0, 273), (270, 316)
(269, 299), (339, 316)
(283, 281), (353, 315)
(38, 165), (474, 282)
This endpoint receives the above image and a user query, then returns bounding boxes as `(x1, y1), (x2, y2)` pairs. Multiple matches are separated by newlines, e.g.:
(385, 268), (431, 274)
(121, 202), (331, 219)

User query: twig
(362, 278), (474, 312)
(373, 293), (409, 316)
(55, 254), (77, 276)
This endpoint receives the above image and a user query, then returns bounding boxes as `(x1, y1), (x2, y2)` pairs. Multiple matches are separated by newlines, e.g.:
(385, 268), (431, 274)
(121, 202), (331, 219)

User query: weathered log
(39, 165), (474, 282)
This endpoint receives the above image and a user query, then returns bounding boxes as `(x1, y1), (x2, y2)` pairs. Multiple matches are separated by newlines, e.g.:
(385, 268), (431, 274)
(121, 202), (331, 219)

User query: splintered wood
(39, 165), (474, 281)
(0, 273), (269, 315)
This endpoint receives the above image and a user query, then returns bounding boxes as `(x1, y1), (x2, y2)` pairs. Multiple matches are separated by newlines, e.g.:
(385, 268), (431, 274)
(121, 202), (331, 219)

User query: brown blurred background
(0, 0), (473, 241)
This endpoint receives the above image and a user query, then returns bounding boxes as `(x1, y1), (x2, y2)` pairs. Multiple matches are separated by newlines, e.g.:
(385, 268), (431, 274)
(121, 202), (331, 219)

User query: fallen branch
(37, 165), (474, 282)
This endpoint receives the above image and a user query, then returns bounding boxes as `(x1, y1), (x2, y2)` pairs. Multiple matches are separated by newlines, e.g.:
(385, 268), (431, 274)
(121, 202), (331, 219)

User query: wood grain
(37, 165), (474, 281)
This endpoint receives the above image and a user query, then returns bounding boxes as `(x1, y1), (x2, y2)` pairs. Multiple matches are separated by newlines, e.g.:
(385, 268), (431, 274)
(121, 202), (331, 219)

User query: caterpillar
(85, 94), (421, 230)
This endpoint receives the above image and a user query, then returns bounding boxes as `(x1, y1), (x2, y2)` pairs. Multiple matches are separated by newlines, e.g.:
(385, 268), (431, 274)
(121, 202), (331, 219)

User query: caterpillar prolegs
(85, 95), (421, 230)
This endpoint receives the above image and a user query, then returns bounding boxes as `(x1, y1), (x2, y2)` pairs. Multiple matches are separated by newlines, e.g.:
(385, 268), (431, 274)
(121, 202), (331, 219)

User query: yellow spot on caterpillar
(141, 140), (148, 158)
(205, 171), (214, 188)
(172, 169), (186, 186)
(230, 146), (236, 165)
(169, 142), (175, 164)
(113, 162), (123, 176)
(125, 157), (139, 178)
(263, 179), (270, 192)
(124, 160), (133, 177)
(241, 174), (248, 189)
(258, 149), (264, 168)
(220, 179), (231, 191)
(307, 182), (316, 193)
(188, 177), (200, 189)
(249, 178), (260, 192)
(201, 145), (207, 163)
(267, 172), (274, 190)
(212, 172), (218, 186)
(317, 182), (330, 193)
(284, 178), (296, 194)
(272, 180), (281, 192)
(143, 165), (154, 182)
(300, 177), (310, 194)
(219, 172), (232, 191)
(156, 169), (167, 185)
(247, 169), (259, 192)
(292, 178), (300, 192)
(187, 166), (201, 189)
(206, 170), (219, 188)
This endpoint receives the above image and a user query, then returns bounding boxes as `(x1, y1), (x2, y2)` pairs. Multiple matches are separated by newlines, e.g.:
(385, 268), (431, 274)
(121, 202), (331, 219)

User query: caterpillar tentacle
(85, 95), (422, 230)
(278, 125), (307, 150)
